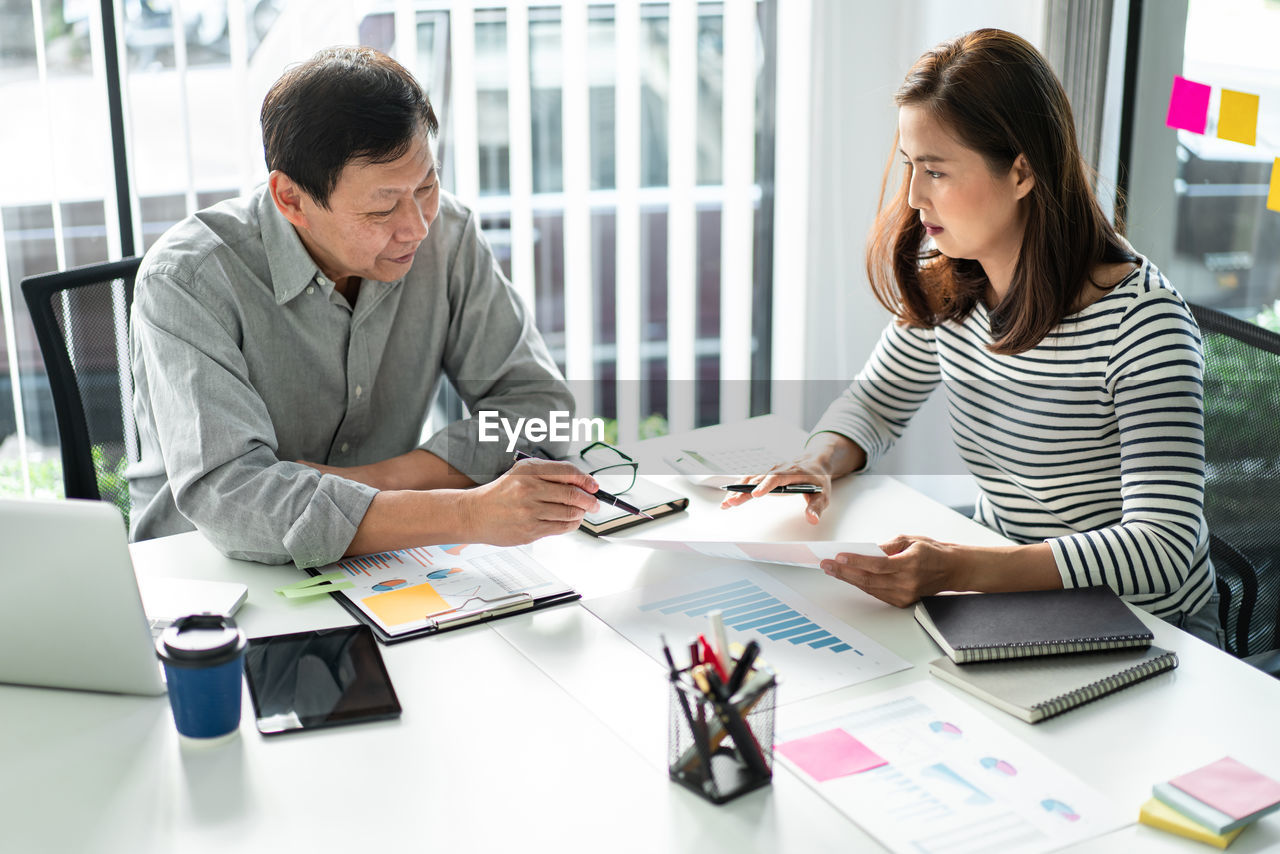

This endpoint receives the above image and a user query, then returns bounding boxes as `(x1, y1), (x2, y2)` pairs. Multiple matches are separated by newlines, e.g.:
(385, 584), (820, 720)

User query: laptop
(0, 497), (246, 696)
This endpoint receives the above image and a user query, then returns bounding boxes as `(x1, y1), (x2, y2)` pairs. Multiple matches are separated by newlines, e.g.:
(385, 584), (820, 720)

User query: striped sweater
(813, 258), (1214, 619)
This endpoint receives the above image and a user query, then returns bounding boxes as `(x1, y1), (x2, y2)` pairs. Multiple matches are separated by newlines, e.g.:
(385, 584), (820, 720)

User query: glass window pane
(593, 210), (616, 348)
(533, 211), (566, 372)
(43, 1), (93, 75)
(2, 205), (61, 485)
(1171, 0), (1280, 324)
(530, 9), (564, 194)
(481, 212), (514, 281)
(61, 201), (109, 269)
(640, 6), (668, 189)
(696, 8), (724, 186)
(476, 12), (511, 196)
(588, 8), (616, 191)
(641, 207), (667, 345)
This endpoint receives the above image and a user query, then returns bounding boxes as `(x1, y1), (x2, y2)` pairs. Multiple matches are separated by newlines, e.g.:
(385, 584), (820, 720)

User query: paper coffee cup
(155, 614), (247, 739)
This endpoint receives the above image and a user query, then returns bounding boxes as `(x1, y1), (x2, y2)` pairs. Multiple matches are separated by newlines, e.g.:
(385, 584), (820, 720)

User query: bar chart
(640, 578), (857, 654)
(339, 546), (437, 576)
(585, 564), (911, 701)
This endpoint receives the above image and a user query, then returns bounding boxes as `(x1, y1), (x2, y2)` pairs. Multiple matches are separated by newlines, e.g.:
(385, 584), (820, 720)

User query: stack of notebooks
(1140, 756), (1280, 848)
(916, 586), (1178, 723)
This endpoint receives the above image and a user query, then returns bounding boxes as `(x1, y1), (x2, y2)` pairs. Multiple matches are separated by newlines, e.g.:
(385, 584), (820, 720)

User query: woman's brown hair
(867, 28), (1136, 355)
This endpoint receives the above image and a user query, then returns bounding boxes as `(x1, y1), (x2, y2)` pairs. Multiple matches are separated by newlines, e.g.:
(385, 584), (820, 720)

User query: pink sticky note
(777, 728), (887, 782)
(1170, 757), (1280, 820)
(1166, 75), (1211, 134)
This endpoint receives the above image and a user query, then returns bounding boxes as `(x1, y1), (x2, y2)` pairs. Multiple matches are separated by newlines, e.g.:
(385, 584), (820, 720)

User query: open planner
(305, 543), (579, 643)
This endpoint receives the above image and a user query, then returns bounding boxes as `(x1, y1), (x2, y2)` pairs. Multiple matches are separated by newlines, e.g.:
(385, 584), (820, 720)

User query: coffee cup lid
(157, 614), (246, 668)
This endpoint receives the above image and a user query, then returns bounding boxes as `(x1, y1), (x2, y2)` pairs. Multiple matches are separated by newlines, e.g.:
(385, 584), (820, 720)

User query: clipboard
(300, 543), (580, 644)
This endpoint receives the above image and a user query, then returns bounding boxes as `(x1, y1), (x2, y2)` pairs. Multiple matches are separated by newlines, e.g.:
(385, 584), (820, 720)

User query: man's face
(289, 132), (440, 285)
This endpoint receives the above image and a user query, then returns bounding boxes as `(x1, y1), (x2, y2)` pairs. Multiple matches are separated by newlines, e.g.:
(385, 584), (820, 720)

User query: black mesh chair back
(1190, 302), (1280, 660)
(20, 258), (141, 524)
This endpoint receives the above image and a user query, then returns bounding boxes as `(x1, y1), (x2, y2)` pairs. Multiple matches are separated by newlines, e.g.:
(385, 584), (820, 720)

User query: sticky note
(1166, 75), (1211, 134)
(362, 582), (449, 627)
(1170, 756), (1280, 820)
(777, 728), (887, 782)
(1217, 89), (1259, 146)
(1269, 158), (1280, 213)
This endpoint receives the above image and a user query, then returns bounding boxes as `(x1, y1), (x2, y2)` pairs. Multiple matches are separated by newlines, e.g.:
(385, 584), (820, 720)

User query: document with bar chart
(775, 683), (1126, 854)
(583, 564), (909, 700)
(606, 537), (883, 569)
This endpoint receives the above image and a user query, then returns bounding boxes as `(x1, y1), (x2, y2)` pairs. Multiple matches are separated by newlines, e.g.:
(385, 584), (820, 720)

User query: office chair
(1190, 302), (1280, 675)
(20, 257), (141, 524)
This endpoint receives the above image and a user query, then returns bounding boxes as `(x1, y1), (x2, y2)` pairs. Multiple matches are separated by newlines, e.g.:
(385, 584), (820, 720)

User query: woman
(723, 29), (1223, 646)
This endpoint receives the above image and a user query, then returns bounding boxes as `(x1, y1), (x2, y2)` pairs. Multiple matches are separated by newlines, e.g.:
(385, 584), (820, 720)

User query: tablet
(243, 624), (401, 735)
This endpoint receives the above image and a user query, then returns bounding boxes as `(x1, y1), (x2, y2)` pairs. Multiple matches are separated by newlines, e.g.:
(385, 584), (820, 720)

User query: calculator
(663, 446), (786, 487)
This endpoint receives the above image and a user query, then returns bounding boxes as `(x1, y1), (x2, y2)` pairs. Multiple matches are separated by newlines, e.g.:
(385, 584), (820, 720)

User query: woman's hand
(719, 433), (866, 524)
(820, 537), (1063, 607)
(718, 456), (833, 524)
(819, 535), (962, 607)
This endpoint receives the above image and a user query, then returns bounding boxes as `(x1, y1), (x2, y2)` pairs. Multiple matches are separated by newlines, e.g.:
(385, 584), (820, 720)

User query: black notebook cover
(914, 586), (1154, 663)
(578, 476), (689, 537)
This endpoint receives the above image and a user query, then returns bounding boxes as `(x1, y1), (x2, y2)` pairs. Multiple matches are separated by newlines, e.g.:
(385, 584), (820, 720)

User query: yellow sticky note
(1269, 158), (1280, 213)
(1217, 89), (1259, 146)
(362, 582), (448, 627)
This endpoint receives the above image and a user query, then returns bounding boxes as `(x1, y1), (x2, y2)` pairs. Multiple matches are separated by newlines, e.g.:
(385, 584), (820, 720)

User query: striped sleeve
(1046, 286), (1208, 605)
(809, 321), (942, 468)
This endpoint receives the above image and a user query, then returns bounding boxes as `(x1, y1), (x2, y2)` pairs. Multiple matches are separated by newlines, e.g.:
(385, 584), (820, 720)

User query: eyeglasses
(578, 441), (638, 495)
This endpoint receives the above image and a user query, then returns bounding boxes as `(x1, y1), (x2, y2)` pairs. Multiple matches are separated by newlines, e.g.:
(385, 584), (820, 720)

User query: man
(128, 46), (598, 567)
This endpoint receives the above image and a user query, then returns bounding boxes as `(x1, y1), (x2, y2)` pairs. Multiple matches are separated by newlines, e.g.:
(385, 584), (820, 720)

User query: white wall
(797, 0), (1046, 507)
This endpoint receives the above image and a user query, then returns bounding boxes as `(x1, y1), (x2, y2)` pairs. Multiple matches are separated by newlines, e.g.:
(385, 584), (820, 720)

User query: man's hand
(461, 458), (601, 546)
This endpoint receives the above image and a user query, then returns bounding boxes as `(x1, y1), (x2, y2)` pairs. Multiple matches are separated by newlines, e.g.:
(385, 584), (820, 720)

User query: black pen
(726, 639), (760, 696)
(513, 450), (653, 519)
(721, 483), (823, 494)
(662, 634), (712, 778)
(701, 666), (772, 779)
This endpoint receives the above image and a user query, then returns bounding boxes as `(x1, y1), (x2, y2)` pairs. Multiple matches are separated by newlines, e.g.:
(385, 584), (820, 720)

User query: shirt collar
(257, 185), (327, 305)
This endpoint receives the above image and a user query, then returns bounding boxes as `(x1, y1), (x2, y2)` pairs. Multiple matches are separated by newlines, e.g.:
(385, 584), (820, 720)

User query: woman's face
(897, 105), (1033, 281)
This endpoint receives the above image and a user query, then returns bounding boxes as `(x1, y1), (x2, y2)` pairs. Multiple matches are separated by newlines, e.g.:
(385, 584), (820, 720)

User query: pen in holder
(667, 664), (776, 804)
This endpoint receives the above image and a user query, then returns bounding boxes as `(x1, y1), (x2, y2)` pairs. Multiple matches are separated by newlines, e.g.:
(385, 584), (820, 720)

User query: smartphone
(243, 624), (401, 735)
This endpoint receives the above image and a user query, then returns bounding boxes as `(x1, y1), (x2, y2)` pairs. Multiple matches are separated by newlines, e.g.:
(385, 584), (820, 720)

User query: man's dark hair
(261, 46), (439, 208)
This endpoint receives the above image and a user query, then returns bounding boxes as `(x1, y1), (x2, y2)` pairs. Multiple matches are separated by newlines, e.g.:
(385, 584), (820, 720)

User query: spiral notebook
(914, 586), (1154, 663)
(929, 646), (1178, 723)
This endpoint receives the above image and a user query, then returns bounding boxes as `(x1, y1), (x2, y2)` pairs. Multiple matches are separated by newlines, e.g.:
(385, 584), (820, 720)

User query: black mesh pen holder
(667, 671), (776, 804)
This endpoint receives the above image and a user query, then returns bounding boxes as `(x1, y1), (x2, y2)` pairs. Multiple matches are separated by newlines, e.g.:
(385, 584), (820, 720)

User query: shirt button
(355, 385), (363, 398)
(341, 442), (350, 453)
(306, 286), (315, 295)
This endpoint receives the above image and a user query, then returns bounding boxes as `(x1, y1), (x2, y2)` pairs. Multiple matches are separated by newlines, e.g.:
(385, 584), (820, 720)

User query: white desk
(3, 416), (1279, 853)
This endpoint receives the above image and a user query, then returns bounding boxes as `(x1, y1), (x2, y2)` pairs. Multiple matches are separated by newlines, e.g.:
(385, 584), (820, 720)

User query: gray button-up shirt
(128, 184), (572, 568)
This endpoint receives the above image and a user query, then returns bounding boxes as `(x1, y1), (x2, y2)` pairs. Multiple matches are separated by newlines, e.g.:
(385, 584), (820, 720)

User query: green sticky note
(1217, 89), (1259, 146)
(275, 571), (352, 598)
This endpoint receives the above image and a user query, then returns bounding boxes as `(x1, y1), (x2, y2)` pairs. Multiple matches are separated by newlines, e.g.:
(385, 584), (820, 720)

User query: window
(1126, 0), (1280, 331)
(0, 0), (777, 497)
